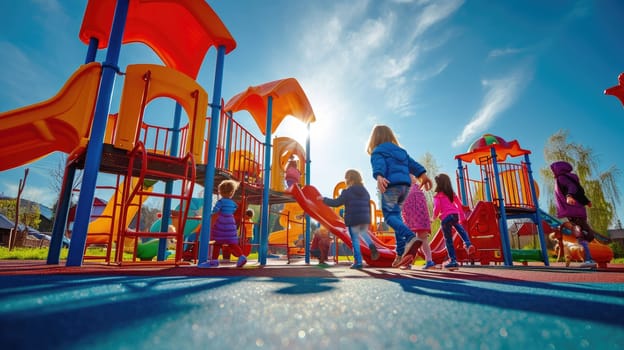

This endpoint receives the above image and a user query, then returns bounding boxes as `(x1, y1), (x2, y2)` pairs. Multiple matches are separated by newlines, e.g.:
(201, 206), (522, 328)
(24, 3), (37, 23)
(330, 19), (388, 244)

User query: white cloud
(452, 68), (532, 147)
(488, 47), (526, 59)
(408, 0), (465, 41)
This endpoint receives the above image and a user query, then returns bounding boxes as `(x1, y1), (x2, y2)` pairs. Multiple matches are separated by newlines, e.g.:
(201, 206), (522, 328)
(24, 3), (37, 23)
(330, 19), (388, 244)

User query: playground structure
(0, 0), (322, 267)
(416, 133), (613, 268)
(0, 2), (616, 269)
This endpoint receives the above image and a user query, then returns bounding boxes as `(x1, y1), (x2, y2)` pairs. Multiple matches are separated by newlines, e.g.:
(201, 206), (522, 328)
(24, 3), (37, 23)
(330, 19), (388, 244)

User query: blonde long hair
(366, 124), (400, 155)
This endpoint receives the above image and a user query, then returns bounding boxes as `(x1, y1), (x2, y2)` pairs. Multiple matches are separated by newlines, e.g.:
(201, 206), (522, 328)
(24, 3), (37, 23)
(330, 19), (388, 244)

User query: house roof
(608, 229), (624, 239)
(0, 213), (14, 230)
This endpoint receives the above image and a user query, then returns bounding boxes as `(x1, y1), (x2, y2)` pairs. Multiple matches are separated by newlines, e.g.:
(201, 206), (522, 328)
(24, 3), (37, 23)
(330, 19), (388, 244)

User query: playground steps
(116, 142), (196, 265)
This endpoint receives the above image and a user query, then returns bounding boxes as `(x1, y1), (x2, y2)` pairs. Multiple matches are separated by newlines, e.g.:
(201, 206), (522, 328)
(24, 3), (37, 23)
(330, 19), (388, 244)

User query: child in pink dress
(284, 159), (301, 188)
(401, 174), (435, 269)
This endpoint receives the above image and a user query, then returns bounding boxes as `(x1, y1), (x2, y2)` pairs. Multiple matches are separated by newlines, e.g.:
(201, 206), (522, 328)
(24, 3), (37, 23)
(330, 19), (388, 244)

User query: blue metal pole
(525, 154), (549, 266)
(47, 164), (75, 264)
(490, 147), (513, 266)
(48, 37), (100, 264)
(259, 96), (273, 265)
(457, 159), (468, 206)
(85, 38), (98, 64)
(197, 46), (227, 264)
(157, 103), (182, 260)
(304, 123), (311, 264)
(66, 0), (129, 266)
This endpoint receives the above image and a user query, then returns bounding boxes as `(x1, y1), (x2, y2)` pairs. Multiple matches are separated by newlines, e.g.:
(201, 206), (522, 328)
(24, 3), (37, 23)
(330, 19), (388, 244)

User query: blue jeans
(381, 185), (415, 255)
(349, 224), (368, 265)
(441, 214), (472, 261)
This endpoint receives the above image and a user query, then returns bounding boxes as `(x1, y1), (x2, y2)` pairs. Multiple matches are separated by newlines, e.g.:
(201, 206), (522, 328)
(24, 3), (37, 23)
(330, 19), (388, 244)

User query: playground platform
(0, 259), (623, 350)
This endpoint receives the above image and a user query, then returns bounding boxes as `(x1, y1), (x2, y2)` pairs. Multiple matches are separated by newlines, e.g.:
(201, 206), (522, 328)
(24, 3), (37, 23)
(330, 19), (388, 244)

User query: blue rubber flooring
(1, 274), (623, 349)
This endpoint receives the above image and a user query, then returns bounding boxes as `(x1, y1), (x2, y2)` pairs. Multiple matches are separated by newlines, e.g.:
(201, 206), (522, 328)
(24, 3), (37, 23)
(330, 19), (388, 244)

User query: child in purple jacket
(550, 161), (597, 268)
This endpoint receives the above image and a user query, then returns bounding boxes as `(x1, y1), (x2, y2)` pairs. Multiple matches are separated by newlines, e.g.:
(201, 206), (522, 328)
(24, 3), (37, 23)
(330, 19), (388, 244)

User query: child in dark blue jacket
(322, 169), (378, 268)
(366, 125), (432, 267)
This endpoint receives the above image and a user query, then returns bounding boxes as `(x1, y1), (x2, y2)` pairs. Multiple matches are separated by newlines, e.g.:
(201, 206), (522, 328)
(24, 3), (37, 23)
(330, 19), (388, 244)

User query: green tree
(0, 199), (41, 228)
(540, 129), (621, 232)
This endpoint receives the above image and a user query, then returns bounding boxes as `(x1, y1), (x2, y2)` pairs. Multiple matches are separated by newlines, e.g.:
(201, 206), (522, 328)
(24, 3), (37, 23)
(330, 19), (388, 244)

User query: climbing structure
(454, 134), (549, 266)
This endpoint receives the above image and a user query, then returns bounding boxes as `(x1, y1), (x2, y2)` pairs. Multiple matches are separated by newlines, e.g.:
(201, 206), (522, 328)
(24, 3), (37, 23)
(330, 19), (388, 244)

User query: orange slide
(559, 233), (613, 265)
(268, 202), (306, 254)
(288, 185), (396, 267)
(86, 178), (154, 247)
(0, 63), (102, 171)
(540, 210), (613, 267)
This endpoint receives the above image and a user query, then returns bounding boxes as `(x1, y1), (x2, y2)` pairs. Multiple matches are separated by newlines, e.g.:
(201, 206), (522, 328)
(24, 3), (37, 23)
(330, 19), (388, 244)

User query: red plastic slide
(288, 185), (397, 267)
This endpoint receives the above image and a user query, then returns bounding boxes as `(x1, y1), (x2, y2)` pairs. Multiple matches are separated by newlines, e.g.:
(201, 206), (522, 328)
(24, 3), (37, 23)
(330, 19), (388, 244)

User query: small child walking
(401, 174), (435, 270)
(366, 125), (432, 268)
(284, 158), (301, 188)
(199, 179), (247, 268)
(322, 169), (378, 268)
(432, 173), (476, 270)
(310, 226), (331, 265)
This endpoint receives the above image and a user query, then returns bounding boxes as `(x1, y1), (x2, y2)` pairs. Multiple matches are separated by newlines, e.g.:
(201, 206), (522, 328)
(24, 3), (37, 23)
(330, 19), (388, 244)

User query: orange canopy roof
(455, 139), (531, 165)
(79, 0), (236, 79)
(224, 78), (316, 135)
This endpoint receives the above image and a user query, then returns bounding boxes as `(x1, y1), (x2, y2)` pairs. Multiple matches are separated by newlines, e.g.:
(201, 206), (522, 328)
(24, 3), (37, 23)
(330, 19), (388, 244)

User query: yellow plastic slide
(0, 63), (101, 171)
(86, 178), (154, 246)
(268, 202), (305, 245)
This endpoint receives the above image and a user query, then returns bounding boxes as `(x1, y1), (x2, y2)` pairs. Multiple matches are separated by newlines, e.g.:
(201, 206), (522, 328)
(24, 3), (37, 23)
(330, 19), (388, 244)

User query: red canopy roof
(455, 134), (531, 165)
(79, 0), (237, 79)
(224, 78), (316, 135)
(604, 73), (624, 107)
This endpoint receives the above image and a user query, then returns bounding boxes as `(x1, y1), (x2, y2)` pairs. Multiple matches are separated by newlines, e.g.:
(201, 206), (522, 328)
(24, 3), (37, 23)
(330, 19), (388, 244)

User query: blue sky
(1, 0), (623, 228)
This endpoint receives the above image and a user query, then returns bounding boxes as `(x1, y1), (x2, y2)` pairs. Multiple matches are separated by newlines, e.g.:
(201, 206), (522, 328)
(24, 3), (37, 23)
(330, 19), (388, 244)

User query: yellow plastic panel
(114, 64), (208, 162)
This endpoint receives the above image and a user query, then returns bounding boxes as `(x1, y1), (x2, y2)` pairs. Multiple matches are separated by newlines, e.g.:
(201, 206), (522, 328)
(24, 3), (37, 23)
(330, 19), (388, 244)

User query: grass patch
(0, 247), (136, 260)
(0, 247), (69, 260)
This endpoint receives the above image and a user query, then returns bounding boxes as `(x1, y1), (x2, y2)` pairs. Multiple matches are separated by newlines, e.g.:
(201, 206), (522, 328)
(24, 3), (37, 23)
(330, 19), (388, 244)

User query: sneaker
(396, 254), (415, 268)
(392, 255), (402, 268)
(350, 263), (363, 269)
(565, 256), (572, 267)
(465, 244), (476, 256)
(236, 255), (247, 267)
(444, 261), (459, 270)
(198, 260), (219, 268)
(422, 261), (436, 270)
(580, 260), (597, 268)
(399, 264), (412, 270)
(402, 236), (419, 260)
(369, 244), (380, 260)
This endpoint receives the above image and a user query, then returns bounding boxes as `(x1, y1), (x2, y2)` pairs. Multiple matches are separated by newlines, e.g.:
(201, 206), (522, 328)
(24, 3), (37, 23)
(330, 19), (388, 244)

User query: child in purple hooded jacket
(550, 161), (597, 268)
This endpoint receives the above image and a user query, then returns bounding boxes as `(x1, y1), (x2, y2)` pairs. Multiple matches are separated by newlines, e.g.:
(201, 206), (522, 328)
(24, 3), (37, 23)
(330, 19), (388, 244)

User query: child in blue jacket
(366, 125), (432, 267)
